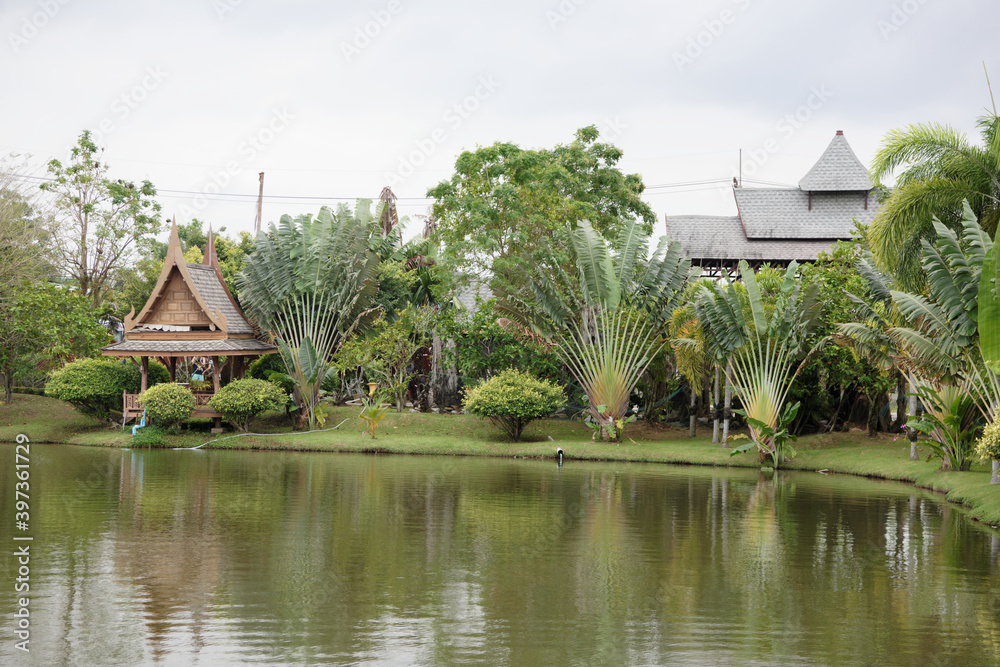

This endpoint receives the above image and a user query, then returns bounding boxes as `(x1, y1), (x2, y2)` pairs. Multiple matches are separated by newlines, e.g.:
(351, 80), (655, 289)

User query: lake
(1, 444), (998, 665)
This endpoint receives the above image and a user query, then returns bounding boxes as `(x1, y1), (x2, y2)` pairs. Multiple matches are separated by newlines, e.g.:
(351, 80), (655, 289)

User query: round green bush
(45, 357), (169, 418)
(463, 368), (566, 441)
(209, 378), (288, 432)
(139, 383), (195, 431)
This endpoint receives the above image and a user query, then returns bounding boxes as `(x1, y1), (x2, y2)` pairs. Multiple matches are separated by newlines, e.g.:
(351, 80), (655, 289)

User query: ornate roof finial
(203, 224), (220, 270)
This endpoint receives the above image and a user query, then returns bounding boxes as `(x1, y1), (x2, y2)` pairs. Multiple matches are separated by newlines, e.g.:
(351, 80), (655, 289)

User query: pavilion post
(212, 356), (221, 393)
(168, 357), (176, 382)
(140, 356), (149, 393)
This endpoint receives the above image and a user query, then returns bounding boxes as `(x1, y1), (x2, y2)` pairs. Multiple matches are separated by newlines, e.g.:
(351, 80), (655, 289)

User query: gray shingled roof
(666, 215), (836, 263)
(734, 188), (878, 239)
(185, 264), (254, 334)
(102, 338), (276, 354)
(797, 132), (874, 191)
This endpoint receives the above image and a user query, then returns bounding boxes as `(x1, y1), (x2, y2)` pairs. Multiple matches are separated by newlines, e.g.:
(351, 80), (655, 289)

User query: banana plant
(695, 260), (821, 464)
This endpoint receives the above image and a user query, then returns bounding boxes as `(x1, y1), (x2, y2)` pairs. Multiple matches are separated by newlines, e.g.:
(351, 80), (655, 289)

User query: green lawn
(3, 393), (998, 526)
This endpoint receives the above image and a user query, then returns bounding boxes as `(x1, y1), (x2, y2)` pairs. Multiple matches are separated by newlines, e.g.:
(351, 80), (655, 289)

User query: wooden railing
(123, 390), (222, 427)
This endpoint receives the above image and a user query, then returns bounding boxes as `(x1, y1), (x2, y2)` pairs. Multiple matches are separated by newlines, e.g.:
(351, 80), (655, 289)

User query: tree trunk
(721, 360), (732, 447)
(712, 365), (721, 444)
(867, 392), (879, 438)
(907, 373), (919, 460)
(992, 460), (999, 485)
(430, 335), (459, 411)
(894, 373), (907, 432)
(689, 384), (696, 438)
(1, 369), (11, 405)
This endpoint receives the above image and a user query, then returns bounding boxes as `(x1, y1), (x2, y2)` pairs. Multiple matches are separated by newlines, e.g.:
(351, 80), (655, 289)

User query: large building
(666, 131), (881, 275)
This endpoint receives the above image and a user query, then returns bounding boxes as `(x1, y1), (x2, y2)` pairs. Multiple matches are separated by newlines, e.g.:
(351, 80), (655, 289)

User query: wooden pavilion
(101, 220), (276, 431)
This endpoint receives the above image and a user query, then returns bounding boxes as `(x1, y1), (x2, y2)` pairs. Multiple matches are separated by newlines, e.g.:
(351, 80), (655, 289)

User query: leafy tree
(336, 307), (432, 411)
(806, 242), (901, 437)
(0, 283), (111, 403)
(428, 126), (655, 294)
(238, 203), (381, 429)
(463, 368), (566, 441)
(434, 303), (565, 384)
(40, 131), (161, 306)
(868, 112), (1000, 290)
(0, 158), (52, 292)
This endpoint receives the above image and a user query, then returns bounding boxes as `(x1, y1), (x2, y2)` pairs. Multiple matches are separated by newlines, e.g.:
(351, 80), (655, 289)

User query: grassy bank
(3, 394), (999, 526)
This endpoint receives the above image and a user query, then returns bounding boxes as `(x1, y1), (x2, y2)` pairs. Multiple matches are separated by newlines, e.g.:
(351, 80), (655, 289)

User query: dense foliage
(463, 368), (566, 441)
(139, 383), (195, 431)
(209, 378), (288, 432)
(0, 282), (111, 403)
(428, 126), (655, 295)
(45, 357), (168, 419)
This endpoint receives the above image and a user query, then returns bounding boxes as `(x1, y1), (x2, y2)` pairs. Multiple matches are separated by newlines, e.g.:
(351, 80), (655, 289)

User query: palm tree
(500, 218), (694, 441)
(238, 203), (381, 429)
(868, 112), (1000, 291)
(693, 261), (822, 465)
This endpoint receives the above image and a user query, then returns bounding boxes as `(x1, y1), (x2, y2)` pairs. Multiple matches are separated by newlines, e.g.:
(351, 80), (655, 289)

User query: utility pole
(254, 172), (264, 233)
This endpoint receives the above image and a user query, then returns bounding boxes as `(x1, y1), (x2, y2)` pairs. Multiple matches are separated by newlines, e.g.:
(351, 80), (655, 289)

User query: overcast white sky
(2, 0), (998, 241)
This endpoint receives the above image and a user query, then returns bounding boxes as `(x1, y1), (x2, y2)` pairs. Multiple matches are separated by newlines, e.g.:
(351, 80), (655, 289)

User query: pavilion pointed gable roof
(797, 130), (874, 191)
(121, 220), (252, 336)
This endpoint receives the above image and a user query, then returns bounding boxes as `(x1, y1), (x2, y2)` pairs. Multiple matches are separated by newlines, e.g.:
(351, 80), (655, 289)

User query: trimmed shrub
(463, 368), (566, 441)
(209, 378), (288, 432)
(45, 358), (169, 418)
(139, 383), (195, 431)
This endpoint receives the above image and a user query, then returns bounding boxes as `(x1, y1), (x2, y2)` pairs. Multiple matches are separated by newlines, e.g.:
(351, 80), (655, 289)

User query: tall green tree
(428, 126), (655, 295)
(238, 203), (381, 429)
(41, 131), (161, 306)
(868, 112), (1000, 290)
(0, 283), (110, 403)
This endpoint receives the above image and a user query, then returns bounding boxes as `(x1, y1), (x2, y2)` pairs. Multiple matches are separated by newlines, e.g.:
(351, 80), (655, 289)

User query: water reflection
(1, 446), (998, 666)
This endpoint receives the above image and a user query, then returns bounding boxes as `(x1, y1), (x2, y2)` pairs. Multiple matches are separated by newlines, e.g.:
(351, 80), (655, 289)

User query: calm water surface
(1, 444), (999, 666)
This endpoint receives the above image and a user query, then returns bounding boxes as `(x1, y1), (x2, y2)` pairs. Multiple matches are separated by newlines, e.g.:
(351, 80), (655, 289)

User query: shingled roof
(666, 131), (881, 269)
(797, 130), (874, 191)
(734, 188), (877, 239)
(102, 220), (275, 358)
(666, 215), (835, 263)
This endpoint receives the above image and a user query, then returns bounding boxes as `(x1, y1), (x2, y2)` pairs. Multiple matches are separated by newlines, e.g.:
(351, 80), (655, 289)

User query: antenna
(254, 172), (264, 233)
